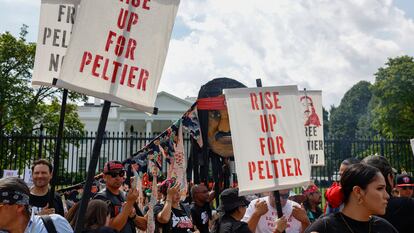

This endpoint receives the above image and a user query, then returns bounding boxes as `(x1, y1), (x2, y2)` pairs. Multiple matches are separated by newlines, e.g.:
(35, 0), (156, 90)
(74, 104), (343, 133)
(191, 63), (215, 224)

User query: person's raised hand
(254, 200), (269, 216)
(166, 182), (180, 200)
(292, 205), (309, 223)
(274, 216), (287, 233)
(127, 187), (139, 204)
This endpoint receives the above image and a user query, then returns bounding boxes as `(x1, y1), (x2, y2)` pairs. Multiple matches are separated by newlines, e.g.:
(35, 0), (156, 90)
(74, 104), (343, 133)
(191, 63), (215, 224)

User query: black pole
(38, 124), (44, 159)
(74, 101), (111, 233)
(49, 89), (68, 208)
(256, 79), (285, 232)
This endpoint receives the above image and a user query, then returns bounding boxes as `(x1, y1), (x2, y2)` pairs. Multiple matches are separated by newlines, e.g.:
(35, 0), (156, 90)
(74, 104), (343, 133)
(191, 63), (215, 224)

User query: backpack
(40, 215), (57, 233)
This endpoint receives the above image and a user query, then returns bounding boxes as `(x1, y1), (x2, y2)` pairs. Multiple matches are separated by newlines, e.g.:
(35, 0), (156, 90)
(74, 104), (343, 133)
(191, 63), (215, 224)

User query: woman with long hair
(305, 163), (397, 233)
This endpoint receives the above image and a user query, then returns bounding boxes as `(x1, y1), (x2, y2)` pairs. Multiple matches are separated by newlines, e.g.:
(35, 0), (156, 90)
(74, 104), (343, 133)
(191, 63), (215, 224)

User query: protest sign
(224, 86), (311, 195)
(55, 0), (180, 113)
(32, 0), (80, 86)
(24, 168), (33, 187)
(2, 170), (19, 178)
(299, 90), (325, 166)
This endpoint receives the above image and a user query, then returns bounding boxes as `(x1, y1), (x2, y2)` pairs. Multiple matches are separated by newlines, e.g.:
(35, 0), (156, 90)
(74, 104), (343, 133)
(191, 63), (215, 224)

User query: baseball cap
(103, 160), (125, 173)
(217, 188), (250, 212)
(396, 174), (414, 187)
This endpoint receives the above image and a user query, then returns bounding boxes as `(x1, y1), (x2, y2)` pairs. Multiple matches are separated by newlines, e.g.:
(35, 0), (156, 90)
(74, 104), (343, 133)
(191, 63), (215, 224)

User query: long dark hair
(362, 155), (393, 194)
(340, 163), (380, 204)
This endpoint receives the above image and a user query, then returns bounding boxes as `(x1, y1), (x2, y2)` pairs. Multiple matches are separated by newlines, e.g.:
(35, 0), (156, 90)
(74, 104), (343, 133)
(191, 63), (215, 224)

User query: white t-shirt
(24, 213), (73, 233)
(242, 196), (302, 233)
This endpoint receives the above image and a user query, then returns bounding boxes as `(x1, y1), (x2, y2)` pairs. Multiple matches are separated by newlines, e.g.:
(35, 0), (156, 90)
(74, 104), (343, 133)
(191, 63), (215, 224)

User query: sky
(1, 0), (414, 108)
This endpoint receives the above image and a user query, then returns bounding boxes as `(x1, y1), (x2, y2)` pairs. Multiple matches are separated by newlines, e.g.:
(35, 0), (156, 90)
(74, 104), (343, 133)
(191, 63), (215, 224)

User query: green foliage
(0, 26), (85, 170)
(329, 81), (373, 139)
(371, 56), (414, 138)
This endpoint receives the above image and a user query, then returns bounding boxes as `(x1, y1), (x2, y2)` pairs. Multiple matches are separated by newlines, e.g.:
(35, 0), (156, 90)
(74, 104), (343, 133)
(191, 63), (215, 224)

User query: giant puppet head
(197, 78), (246, 157)
(188, 78), (246, 189)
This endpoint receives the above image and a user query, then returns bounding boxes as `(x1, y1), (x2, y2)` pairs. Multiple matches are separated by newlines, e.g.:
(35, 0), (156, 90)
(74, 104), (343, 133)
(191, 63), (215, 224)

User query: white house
(64, 91), (195, 174)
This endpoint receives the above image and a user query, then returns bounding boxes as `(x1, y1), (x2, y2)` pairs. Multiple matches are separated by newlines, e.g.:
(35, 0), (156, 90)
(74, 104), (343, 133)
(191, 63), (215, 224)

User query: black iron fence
(1, 131), (413, 188)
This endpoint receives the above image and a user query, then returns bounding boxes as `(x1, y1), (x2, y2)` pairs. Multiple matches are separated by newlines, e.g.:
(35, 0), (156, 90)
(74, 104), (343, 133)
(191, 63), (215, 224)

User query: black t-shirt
(383, 196), (414, 233)
(219, 215), (251, 233)
(190, 203), (212, 233)
(154, 202), (194, 233)
(29, 191), (65, 216)
(94, 189), (143, 233)
(305, 212), (398, 233)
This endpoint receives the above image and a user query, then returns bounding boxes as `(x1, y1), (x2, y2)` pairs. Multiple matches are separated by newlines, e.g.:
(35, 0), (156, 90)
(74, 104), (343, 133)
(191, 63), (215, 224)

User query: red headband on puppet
(197, 95), (227, 110)
(303, 184), (320, 195)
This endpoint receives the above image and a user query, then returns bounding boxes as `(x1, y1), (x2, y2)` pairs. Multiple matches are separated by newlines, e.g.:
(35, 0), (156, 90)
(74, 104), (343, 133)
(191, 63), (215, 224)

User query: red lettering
(265, 161), (273, 179)
(273, 92), (281, 109)
(276, 136), (285, 154)
(248, 162), (256, 180)
(295, 158), (302, 176)
(271, 160), (279, 178)
(285, 158), (293, 176)
(280, 159), (286, 177)
(127, 12), (138, 32)
(259, 138), (265, 156)
(259, 92), (264, 109)
(128, 66), (138, 87)
(250, 93), (259, 110)
(79, 51), (92, 72)
(115, 36), (126, 57)
(267, 137), (275, 155)
(265, 92), (273, 109)
(91, 55), (103, 77)
(120, 64), (128, 85)
(258, 161), (265, 180)
(143, 0), (150, 10)
(105, 31), (117, 52)
(117, 8), (128, 30)
(111, 61), (122, 83)
(102, 58), (110, 80)
(137, 69), (149, 91)
(260, 115), (268, 133)
(125, 39), (137, 60)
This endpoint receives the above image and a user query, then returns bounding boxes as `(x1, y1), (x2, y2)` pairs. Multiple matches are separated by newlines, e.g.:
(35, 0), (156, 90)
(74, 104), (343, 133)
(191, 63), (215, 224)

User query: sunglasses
(105, 171), (125, 178)
(277, 193), (290, 200)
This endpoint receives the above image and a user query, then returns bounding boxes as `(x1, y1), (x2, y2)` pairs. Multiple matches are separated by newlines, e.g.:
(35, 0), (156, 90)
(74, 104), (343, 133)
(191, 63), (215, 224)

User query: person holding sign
(94, 161), (147, 233)
(242, 190), (310, 233)
(305, 163), (397, 233)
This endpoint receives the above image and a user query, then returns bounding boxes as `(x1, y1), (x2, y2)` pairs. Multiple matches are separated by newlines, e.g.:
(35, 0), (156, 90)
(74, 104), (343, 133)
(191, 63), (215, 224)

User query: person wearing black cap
(215, 188), (271, 233)
(395, 174), (414, 198)
(94, 160), (147, 233)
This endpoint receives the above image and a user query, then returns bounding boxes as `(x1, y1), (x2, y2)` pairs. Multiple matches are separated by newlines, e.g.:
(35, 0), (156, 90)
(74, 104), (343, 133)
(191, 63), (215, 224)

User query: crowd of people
(0, 155), (413, 233)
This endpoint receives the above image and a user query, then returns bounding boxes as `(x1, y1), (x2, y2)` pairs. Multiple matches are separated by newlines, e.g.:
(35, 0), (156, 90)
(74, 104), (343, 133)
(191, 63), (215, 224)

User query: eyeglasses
(105, 171), (125, 178)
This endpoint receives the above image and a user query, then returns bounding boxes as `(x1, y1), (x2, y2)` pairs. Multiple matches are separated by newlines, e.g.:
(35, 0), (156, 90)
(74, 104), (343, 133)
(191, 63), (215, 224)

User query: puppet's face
(207, 109), (233, 157)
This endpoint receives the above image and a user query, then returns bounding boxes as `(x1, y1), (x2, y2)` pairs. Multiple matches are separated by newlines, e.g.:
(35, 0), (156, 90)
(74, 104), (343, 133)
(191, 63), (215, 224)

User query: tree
(371, 56), (414, 138)
(329, 81), (373, 139)
(0, 26), (85, 170)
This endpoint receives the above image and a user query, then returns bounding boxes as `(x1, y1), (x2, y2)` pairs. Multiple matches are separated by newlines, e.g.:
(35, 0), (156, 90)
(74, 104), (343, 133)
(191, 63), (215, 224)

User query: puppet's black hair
(187, 78), (246, 205)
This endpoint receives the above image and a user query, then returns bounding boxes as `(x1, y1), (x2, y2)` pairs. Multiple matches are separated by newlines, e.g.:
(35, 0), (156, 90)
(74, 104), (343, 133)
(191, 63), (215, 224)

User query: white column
(145, 119), (153, 137)
(119, 119), (126, 135)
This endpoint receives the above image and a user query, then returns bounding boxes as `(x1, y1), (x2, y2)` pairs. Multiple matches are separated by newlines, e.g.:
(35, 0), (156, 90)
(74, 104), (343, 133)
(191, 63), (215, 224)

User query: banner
(224, 86), (311, 195)
(299, 90), (325, 166)
(55, 0), (180, 113)
(24, 168), (34, 187)
(32, 0), (80, 86)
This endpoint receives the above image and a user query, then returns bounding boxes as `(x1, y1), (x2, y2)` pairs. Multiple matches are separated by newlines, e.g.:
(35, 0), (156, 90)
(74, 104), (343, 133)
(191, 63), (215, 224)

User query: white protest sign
(56, 0), (180, 113)
(299, 90), (325, 166)
(224, 86), (311, 196)
(24, 168), (33, 187)
(2, 170), (19, 178)
(32, 0), (80, 86)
